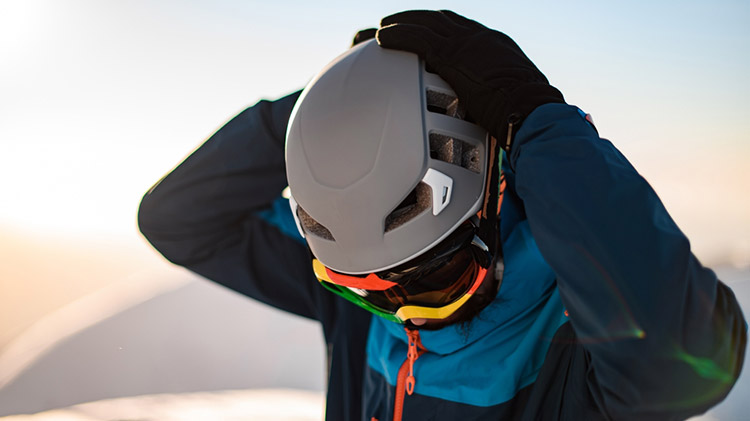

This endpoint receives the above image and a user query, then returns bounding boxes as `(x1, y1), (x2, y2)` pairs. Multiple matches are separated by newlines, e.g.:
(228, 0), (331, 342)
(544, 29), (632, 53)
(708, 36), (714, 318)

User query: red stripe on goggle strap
(324, 267), (398, 291)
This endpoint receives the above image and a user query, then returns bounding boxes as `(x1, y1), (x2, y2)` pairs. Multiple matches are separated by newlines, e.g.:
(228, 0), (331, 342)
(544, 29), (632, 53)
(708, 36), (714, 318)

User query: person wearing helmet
(286, 32), (502, 332)
(138, 10), (746, 421)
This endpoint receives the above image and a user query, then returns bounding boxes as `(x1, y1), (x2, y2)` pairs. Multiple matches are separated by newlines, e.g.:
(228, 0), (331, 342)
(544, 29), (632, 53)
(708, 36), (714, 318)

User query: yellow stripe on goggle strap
(314, 259), (473, 322)
(395, 292), (473, 322)
(312, 259), (331, 281)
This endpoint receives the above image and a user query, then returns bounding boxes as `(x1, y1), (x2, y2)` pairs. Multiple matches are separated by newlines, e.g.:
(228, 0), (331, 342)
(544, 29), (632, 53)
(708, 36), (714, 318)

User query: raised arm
(512, 102), (746, 418)
(138, 91), (329, 320)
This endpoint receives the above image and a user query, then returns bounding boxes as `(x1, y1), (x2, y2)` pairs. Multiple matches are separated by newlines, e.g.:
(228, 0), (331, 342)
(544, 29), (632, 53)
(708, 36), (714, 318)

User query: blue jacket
(138, 91), (746, 420)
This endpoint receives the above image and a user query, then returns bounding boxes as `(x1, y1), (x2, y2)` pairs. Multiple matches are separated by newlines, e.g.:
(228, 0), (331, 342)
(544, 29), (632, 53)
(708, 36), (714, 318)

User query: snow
(0, 389), (324, 421)
(0, 265), (746, 419)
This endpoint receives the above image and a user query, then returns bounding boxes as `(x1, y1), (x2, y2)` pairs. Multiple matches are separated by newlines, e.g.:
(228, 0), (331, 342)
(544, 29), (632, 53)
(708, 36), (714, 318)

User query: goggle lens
(312, 221), (492, 322)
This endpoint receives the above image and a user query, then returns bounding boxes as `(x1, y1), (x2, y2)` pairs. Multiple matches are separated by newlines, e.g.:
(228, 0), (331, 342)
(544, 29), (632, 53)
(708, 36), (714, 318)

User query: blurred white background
(1, 0), (748, 419)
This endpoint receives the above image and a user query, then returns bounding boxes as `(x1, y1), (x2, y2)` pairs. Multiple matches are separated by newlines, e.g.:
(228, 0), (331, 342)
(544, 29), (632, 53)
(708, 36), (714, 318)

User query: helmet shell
(286, 39), (488, 274)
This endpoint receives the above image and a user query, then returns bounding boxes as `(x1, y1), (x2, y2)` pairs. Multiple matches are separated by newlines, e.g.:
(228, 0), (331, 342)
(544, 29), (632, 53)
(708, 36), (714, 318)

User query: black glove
(351, 28), (377, 47)
(377, 10), (565, 153)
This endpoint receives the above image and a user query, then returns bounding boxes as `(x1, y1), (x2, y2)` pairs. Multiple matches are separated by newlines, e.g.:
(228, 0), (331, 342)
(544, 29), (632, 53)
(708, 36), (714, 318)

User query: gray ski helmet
(286, 39), (489, 275)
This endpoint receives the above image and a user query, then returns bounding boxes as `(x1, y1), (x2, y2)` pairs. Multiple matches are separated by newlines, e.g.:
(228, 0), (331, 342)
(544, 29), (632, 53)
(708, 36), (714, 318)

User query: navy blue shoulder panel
(521, 322), (610, 421)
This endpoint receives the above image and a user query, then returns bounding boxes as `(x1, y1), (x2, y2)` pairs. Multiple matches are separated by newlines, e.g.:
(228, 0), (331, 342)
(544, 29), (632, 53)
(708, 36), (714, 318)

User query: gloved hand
(351, 28), (377, 47)
(377, 10), (565, 153)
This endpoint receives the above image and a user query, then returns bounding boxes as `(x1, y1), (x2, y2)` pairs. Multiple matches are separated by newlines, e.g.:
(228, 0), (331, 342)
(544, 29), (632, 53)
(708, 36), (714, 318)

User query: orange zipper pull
(405, 328), (423, 396)
(393, 328), (426, 421)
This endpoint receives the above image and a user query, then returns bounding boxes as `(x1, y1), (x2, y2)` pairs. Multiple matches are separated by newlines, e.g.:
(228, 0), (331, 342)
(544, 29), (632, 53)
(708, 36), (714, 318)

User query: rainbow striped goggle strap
(311, 221), (492, 323)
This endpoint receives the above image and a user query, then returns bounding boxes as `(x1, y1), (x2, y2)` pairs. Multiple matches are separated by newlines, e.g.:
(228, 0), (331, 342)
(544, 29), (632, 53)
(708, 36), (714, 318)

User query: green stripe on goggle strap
(318, 279), (402, 323)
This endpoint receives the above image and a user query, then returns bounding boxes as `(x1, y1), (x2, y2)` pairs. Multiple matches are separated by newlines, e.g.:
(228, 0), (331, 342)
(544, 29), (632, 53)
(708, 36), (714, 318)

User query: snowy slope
(0, 266), (746, 420)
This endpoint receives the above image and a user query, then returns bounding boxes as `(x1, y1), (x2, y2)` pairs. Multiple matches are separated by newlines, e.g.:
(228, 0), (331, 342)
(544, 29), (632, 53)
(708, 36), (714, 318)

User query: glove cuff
(500, 84), (565, 154)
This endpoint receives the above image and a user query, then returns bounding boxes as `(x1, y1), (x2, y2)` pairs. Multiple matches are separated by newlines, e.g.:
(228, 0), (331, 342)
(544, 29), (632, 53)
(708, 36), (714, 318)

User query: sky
(0, 0), (748, 267)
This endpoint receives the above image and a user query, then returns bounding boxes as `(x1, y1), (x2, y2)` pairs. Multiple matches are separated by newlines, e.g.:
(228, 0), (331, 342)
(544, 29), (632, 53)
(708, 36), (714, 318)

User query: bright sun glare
(0, 1), (747, 267)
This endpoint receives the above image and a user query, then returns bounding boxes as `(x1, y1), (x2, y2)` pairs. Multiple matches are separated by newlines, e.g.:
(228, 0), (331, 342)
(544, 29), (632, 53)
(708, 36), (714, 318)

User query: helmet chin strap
(478, 135), (504, 262)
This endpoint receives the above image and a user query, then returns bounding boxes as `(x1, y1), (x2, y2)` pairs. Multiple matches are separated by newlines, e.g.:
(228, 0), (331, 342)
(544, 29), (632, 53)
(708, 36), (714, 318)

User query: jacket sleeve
(509, 104), (747, 420)
(138, 91), (330, 321)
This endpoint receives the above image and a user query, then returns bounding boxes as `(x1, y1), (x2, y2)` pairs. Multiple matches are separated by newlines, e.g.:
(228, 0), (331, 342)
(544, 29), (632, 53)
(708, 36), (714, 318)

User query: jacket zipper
(393, 328), (426, 421)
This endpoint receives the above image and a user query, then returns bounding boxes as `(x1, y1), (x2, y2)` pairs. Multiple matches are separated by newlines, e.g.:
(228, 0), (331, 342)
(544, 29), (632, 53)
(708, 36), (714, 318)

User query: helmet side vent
(384, 182), (432, 233)
(429, 133), (481, 173)
(425, 88), (465, 120)
(296, 206), (335, 241)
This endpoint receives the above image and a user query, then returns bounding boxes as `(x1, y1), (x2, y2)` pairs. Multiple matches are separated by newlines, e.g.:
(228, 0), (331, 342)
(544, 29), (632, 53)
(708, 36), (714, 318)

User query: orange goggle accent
(322, 267), (398, 291)
(312, 220), (493, 323)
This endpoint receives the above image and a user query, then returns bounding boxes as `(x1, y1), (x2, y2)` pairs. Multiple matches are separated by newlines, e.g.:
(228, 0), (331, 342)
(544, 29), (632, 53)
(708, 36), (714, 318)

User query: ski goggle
(312, 220), (493, 323)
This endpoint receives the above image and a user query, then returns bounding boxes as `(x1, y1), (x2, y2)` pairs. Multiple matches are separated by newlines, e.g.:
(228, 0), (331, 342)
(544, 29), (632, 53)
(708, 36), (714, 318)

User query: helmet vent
(425, 88), (465, 120)
(429, 133), (481, 173)
(296, 206), (335, 241)
(384, 182), (432, 233)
